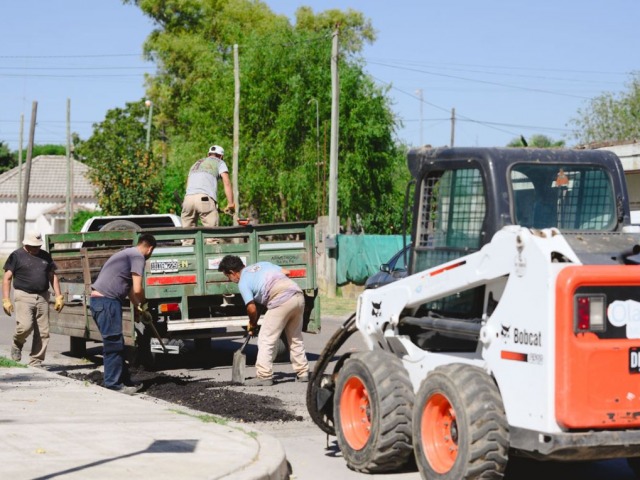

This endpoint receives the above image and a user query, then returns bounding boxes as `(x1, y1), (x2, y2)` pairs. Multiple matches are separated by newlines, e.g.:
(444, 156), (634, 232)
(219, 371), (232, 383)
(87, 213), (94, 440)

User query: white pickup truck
(80, 213), (182, 232)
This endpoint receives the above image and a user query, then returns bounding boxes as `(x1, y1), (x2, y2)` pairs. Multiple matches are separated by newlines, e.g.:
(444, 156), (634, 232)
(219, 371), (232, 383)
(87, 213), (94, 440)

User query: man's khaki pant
(255, 292), (309, 380)
(12, 289), (50, 366)
(181, 194), (219, 228)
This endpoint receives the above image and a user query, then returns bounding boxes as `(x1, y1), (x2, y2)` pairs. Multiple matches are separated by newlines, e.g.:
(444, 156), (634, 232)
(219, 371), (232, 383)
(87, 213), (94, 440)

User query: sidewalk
(0, 365), (289, 480)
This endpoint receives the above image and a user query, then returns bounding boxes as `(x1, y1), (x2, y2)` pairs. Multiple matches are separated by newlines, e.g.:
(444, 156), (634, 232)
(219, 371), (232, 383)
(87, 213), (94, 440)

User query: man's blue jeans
(89, 297), (131, 389)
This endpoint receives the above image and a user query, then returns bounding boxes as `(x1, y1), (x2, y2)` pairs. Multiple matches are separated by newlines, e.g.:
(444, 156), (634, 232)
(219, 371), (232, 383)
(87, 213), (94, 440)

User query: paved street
(0, 312), (637, 479)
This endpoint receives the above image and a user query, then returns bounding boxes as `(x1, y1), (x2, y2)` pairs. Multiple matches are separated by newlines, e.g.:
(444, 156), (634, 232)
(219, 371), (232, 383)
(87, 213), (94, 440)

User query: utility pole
(18, 101), (37, 248)
(450, 107), (456, 147)
(308, 98), (320, 217)
(65, 98), (72, 232)
(145, 100), (153, 151)
(327, 27), (340, 298)
(17, 114), (24, 231)
(232, 44), (240, 224)
(416, 88), (423, 145)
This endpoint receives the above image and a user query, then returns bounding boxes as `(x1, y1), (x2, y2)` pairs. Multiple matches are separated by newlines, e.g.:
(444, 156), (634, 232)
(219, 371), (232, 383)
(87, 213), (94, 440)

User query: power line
(0, 54), (143, 59)
(368, 60), (593, 100)
(365, 57), (634, 77)
(373, 77), (576, 138)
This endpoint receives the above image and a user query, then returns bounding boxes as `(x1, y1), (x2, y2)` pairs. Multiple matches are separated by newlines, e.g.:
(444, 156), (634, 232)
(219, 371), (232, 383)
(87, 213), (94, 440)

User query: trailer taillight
(159, 303), (180, 313)
(574, 294), (605, 332)
(287, 268), (306, 278)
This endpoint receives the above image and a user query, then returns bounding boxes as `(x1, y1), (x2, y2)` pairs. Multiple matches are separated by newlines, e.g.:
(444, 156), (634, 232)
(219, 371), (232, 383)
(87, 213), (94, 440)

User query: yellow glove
(136, 303), (153, 325)
(3, 298), (13, 316)
(223, 204), (235, 215)
(247, 321), (257, 336)
(54, 295), (65, 312)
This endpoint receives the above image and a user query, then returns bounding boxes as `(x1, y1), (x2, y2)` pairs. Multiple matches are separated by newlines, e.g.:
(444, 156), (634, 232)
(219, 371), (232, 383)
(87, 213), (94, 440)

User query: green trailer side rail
(45, 221), (319, 355)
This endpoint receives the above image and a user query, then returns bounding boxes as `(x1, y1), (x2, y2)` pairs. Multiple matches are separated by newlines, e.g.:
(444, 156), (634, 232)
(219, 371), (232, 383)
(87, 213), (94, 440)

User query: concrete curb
(0, 364), (289, 480)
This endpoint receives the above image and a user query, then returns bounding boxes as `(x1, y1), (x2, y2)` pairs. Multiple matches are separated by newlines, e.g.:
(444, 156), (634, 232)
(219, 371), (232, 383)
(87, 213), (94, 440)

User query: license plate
(150, 259), (179, 273)
(629, 347), (640, 374)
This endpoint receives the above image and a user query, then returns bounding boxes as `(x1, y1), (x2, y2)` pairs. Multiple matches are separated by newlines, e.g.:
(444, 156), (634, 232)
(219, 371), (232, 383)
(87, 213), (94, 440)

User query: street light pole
(145, 100), (153, 151)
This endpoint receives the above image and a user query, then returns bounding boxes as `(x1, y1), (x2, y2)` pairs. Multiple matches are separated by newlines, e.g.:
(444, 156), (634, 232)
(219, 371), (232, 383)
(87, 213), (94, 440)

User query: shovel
(232, 335), (251, 384)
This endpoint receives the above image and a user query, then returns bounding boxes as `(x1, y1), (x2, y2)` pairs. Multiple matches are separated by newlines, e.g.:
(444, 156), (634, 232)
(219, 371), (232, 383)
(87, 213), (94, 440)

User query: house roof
(0, 155), (96, 200)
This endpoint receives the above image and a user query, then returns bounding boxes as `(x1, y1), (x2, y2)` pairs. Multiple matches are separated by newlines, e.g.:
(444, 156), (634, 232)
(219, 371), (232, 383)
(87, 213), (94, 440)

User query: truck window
(511, 164), (615, 231)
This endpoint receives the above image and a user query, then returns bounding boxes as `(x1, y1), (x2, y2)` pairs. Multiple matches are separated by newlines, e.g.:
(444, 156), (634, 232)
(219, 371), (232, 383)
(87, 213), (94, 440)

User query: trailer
(46, 221), (319, 365)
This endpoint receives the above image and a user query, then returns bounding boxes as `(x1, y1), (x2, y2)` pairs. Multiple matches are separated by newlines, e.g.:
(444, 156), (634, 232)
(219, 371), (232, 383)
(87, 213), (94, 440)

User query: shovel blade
(232, 350), (246, 384)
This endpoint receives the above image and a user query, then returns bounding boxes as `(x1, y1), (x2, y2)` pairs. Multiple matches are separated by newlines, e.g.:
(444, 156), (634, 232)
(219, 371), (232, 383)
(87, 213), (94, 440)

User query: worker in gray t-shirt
(181, 144), (235, 228)
(89, 234), (156, 395)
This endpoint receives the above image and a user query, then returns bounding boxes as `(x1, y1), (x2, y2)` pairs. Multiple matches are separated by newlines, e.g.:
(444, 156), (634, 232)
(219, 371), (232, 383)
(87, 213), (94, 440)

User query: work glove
(3, 298), (13, 316)
(247, 321), (257, 336)
(136, 303), (153, 325)
(54, 295), (65, 313)
(223, 204), (235, 215)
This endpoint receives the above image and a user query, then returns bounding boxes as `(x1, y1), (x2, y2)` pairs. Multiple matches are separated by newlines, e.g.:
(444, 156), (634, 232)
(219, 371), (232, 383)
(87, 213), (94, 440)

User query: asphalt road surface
(0, 312), (637, 480)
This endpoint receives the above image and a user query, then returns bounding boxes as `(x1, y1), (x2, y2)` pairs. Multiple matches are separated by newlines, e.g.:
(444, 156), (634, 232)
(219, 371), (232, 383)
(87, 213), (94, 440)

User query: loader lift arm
(306, 313), (357, 435)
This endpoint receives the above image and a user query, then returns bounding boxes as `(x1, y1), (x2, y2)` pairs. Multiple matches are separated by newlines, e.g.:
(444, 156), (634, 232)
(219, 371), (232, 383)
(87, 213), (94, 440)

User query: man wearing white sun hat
(2, 231), (64, 367)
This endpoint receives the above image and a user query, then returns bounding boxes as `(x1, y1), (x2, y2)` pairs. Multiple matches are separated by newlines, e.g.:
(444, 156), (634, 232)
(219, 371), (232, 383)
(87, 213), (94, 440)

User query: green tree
(75, 100), (161, 215)
(0, 141), (17, 174)
(32, 144), (66, 156)
(507, 134), (565, 148)
(125, 0), (406, 233)
(571, 73), (640, 144)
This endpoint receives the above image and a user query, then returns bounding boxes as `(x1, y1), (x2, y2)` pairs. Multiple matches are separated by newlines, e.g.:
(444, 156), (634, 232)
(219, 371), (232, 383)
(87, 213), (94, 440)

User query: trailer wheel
(334, 350), (414, 473)
(413, 364), (509, 480)
(274, 333), (288, 362)
(627, 457), (640, 477)
(69, 336), (86, 357)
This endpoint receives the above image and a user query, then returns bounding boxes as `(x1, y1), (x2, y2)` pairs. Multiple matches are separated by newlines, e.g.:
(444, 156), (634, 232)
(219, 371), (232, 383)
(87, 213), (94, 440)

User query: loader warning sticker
(629, 347), (640, 374)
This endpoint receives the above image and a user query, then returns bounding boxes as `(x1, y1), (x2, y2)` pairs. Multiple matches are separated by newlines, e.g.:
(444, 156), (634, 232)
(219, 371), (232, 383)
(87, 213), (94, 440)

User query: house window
(53, 218), (66, 234)
(6, 220), (36, 242)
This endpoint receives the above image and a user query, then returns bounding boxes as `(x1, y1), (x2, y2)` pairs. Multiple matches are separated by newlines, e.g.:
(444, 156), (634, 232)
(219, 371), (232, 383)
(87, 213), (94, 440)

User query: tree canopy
(74, 100), (161, 215)
(117, 0), (408, 233)
(507, 134), (565, 148)
(0, 141), (16, 175)
(571, 72), (640, 145)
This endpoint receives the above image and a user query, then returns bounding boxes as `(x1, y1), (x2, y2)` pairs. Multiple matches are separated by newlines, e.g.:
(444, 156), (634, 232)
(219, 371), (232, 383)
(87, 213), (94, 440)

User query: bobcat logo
(501, 324), (511, 338)
(371, 301), (382, 317)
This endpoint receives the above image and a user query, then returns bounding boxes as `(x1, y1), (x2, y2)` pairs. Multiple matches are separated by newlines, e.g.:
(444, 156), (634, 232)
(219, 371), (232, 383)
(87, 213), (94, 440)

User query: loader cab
(405, 146), (629, 322)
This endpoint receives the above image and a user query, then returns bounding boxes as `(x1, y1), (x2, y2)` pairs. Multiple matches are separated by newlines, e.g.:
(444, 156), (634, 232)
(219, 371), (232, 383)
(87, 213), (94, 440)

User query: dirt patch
(62, 368), (303, 423)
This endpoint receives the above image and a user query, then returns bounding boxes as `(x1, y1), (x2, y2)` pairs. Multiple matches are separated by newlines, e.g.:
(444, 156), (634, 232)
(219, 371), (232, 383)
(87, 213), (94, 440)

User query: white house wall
(0, 199), (97, 256)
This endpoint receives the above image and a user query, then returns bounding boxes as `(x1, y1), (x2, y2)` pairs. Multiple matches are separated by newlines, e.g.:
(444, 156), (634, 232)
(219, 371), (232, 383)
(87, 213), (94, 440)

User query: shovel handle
(148, 321), (169, 354)
(238, 334), (251, 353)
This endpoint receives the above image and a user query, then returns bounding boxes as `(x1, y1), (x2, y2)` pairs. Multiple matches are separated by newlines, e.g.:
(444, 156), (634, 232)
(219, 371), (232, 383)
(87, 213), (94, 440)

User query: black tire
(194, 338), (211, 352)
(274, 333), (288, 362)
(99, 220), (142, 232)
(627, 457), (640, 477)
(194, 337), (211, 363)
(413, 364), (509, 480)
(333, 350), (414, 473)
(69, 336), (87, 357)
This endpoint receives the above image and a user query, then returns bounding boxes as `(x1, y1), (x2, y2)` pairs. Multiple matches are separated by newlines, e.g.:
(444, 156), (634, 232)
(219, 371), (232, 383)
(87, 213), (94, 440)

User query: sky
(1, 0), (639, 152)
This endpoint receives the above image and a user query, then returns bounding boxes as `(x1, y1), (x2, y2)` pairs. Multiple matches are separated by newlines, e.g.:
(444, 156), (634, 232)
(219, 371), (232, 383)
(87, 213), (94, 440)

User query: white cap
(208, 145), (224, 157)
(23, 231), (43, 247)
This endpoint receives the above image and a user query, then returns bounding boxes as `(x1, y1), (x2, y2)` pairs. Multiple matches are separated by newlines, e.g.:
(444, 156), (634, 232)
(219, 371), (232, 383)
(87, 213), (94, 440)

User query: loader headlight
(574, 294), (606, 332)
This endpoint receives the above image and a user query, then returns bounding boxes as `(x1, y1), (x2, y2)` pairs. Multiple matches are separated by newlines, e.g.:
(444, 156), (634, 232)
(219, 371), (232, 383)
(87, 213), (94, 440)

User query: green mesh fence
(336, 234), (409, 285)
